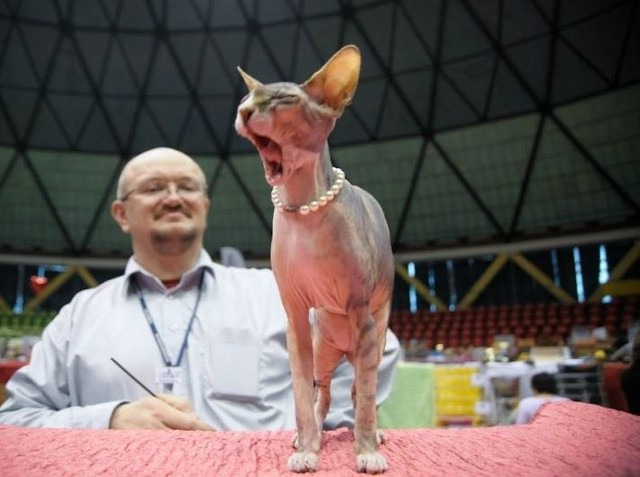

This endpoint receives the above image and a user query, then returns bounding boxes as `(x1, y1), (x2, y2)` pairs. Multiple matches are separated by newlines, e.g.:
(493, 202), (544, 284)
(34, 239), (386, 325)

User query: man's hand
(109, 394), (214, 431)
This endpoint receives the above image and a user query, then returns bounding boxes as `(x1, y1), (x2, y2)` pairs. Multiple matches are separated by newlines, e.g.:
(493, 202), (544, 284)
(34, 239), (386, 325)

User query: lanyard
(134, 271), (205, 367)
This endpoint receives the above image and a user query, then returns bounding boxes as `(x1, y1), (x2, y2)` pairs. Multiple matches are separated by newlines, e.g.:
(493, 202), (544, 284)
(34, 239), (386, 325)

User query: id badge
(155, 366), (182, 393)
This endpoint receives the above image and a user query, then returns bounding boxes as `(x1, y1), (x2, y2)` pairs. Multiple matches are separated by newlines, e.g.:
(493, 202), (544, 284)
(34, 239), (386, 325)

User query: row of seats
(389, 297), (638, 349)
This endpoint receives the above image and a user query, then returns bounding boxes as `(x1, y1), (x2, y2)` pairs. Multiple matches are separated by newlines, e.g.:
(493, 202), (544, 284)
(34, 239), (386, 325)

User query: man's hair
(531, 372), (559, 395)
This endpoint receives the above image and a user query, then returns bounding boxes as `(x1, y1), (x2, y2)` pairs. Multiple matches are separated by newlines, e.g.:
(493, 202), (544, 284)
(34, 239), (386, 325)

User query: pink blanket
(1, 401), (638, 476)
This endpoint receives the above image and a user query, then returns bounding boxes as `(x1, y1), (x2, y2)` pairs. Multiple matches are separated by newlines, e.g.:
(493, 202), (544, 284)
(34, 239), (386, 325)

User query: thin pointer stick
(110, 357), (158, 397)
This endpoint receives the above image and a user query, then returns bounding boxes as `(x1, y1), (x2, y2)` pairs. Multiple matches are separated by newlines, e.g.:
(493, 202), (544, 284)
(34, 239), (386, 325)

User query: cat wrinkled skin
(235, 45), (394, 474)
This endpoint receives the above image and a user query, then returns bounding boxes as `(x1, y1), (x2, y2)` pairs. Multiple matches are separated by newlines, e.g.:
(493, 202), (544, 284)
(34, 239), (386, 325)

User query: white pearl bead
(309, 201), (319, 211)
(299, 205), (310, 215)
(318, 196), (328, 206)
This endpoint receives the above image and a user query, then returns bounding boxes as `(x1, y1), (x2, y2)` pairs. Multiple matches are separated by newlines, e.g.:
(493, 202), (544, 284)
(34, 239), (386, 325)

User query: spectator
(514, 372), (569, 424)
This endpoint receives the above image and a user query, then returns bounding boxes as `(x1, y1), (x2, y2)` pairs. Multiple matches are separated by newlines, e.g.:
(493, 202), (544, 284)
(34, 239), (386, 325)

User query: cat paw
(291, 433), (300, 449)
(356, 451), (387, 474)
(376, 430), (387, 446)
(288, 451), (319, 473)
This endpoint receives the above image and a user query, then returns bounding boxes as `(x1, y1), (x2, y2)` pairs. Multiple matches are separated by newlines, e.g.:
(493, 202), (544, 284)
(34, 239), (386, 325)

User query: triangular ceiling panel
(196, 96), (237, 149)
(194, 38), (237, 94)
(518, 119), (633, 232)
(75, 31), (113, 84)
(19, 23), (60, 81)
(207, 157), (272, 256)
(398, 0), (441, 56)
(561, 5), (630, 83)
(29, 150), (120, 248)
(378, 84), (425, 139)
(260, 24), (298, 77)
(76, 105), (122, 152)
(114, 3), (155, 30)
(504, 37), (550, 105)
(0, 27), (39, 89)
(554, 85), (640, 206)
(116, 34), (157, 88)
(99, 39), (142, 95)
(164, 2), (204, 30)
(146, 44), (190, 96)
(0, 146), (15, 178)
(146, 98), (193, 146)
(437, 114), (540, 233)
(15, 0), (57, 22)
(441, 55), (494, 118)
(47, 37), (92, 94)
(501, 1), (548, 44)
(356, 3), (395, 60)
(86, 177), (132, 255)
(391, 8), (434, 72)
(552, 41), (609, 104)
(392, 71), (433, 131)
(487, 60), (537, 119)
(442, 0), (493, 61)
(178, 105), (222, 154)
(0, 89), (40, 142)
(334, 138), (422, 240)
(433, 74), (481, 130)
(303, 18), (345, 66)
(101, 98), (139, 151)
(129, 107), (171, 152)
(401, 142), (498, 245)
(0, 154), (69, 251)
(47, 93), (95, 146)
(169, 33), (206, 85)
(29, 101), (72, 149)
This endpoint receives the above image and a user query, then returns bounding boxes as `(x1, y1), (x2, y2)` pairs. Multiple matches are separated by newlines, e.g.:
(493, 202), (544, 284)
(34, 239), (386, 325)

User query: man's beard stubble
(151, 227), (198, 255)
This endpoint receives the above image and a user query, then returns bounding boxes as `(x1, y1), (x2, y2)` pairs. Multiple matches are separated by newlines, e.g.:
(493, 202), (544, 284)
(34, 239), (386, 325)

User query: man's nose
(163, 183), (183, 200)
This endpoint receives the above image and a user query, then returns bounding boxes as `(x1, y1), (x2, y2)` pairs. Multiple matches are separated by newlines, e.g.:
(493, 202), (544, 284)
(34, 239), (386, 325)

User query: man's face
(112, 151), (210, 255)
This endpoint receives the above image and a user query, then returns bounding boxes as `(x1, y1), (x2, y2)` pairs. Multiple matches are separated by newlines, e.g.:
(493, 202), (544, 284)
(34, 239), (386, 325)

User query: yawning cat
(235, 45), (393, 474)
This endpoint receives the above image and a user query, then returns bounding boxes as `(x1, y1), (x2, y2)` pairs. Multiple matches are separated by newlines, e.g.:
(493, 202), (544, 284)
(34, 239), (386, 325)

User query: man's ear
(111, 201), (131, 233)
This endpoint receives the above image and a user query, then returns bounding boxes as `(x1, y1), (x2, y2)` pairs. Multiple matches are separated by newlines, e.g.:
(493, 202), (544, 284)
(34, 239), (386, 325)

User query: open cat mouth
(252, 133), (285, 185)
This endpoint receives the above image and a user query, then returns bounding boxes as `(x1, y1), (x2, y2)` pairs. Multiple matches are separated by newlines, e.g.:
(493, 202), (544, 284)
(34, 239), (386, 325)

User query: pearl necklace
(271, 167), (346, 215)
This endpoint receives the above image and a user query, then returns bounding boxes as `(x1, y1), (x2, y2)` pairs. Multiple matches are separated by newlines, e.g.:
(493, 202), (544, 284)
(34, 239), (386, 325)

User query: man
(0, 147), (400, 430)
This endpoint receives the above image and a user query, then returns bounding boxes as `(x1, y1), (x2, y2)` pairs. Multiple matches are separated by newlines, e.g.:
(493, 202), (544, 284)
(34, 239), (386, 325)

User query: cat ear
(237, 67), (263, 92)
(303, 45), (361, 113)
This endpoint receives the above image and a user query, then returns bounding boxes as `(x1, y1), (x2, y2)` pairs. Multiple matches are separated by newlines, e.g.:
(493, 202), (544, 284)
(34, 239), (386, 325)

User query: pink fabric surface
(1, 401), (638, 476)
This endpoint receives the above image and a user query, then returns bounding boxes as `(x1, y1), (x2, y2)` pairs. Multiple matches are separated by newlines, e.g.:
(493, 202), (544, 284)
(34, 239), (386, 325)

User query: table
(377, 362), (435, 428)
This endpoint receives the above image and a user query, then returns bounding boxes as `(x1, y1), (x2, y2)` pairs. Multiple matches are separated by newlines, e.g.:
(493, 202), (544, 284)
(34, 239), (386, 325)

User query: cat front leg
(353, 307), (388, 474)
(285, 306), (321, 472)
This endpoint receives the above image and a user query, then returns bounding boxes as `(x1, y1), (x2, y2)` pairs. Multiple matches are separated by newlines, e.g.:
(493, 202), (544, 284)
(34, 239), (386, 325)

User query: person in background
(620, 326), (640, 415)
(0, 147), (400, 430)
(514, 372), (569, 425)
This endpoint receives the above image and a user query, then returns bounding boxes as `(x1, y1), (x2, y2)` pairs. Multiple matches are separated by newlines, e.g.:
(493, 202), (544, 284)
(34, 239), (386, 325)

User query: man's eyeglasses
(119, 180), (207, 201)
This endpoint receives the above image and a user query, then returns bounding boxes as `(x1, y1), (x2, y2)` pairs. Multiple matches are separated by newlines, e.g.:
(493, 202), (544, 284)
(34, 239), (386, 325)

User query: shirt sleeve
(515, 397), (537, 425)
(0, 305), (126, 429)
(325, 328), (402, 429)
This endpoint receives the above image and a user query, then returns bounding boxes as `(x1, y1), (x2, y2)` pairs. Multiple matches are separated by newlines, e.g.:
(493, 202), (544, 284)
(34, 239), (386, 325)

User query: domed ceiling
(0, 0), (638, 264)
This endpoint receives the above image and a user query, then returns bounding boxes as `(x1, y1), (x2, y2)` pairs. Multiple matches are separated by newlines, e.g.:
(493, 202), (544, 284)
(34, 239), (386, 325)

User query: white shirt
(0, 251), (400, 430)
(515, 395), (569, 424)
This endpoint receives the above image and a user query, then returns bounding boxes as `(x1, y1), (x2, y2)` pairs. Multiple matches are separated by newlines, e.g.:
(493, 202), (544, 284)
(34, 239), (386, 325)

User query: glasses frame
(119, 180), (207, 202)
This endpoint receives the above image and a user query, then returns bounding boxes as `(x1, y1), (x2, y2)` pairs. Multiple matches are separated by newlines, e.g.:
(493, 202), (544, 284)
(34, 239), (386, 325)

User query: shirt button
(169, 324), (179, 332)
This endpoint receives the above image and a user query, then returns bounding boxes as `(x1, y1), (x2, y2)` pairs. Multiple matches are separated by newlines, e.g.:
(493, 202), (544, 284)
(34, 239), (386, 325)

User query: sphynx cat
(235, 45), (393, 474)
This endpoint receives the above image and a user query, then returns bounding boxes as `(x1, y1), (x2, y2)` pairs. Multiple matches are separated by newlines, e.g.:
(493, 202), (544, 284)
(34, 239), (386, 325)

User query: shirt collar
(123, 249), (216, 292)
